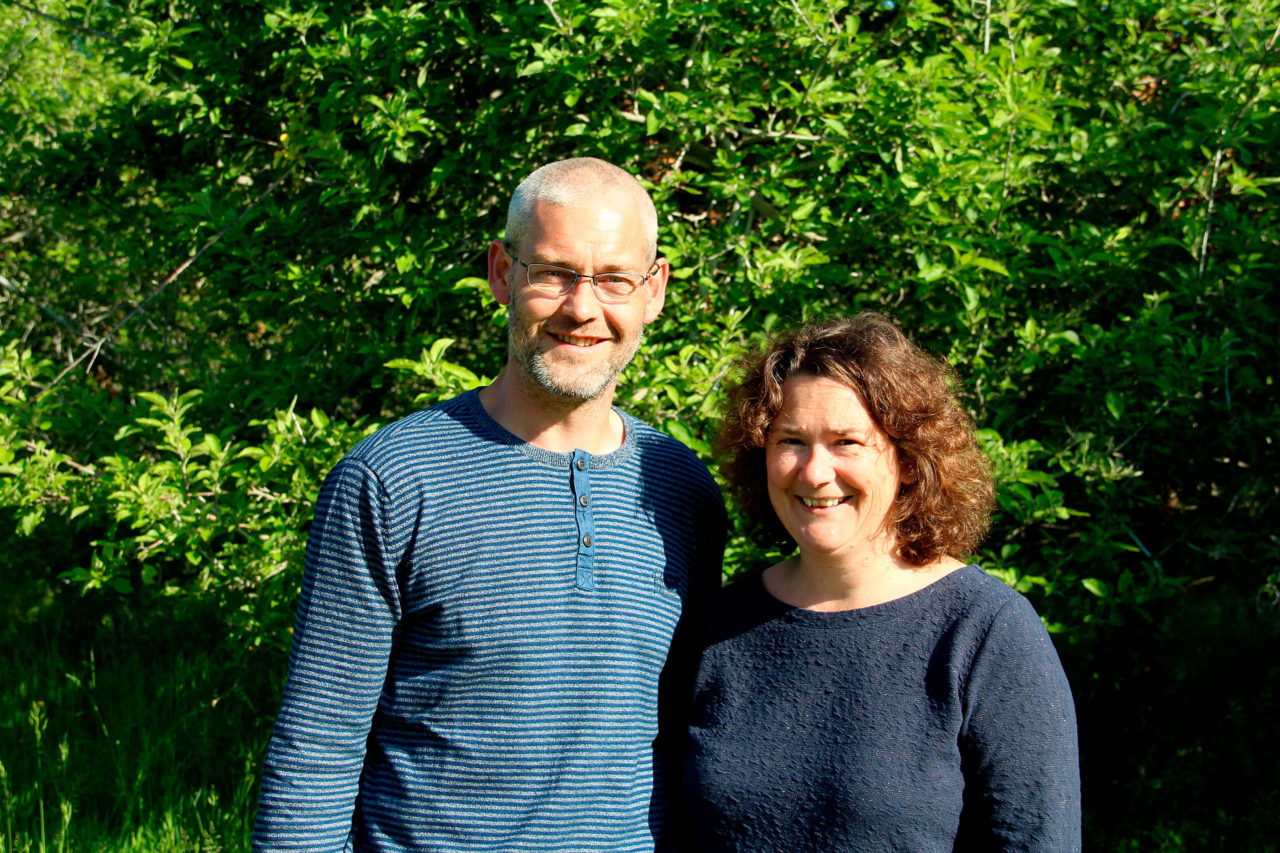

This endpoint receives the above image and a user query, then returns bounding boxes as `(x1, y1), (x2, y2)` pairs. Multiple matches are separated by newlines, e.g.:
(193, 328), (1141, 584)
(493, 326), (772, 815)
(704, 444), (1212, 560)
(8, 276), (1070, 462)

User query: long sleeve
(958, 596), (1082, 852)
(253, 458), (404, 851)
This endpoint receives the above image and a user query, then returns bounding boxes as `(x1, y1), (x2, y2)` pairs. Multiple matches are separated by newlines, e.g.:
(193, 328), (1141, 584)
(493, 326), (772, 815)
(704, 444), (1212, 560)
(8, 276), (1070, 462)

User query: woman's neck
(763, 549), (965, 612)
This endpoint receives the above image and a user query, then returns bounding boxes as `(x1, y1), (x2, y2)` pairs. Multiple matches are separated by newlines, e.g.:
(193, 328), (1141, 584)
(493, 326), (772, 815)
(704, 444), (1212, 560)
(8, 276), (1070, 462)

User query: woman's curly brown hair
(718, 312), (995, 567)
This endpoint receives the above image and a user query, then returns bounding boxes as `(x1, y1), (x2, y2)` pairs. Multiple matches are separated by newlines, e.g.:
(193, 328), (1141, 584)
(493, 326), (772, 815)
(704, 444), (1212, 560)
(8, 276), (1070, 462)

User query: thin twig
(22, 441), (97, 475)
(783, 38), (841, 139)
(983, 0), (993, 55)
(1114, 400), (1170, 452)
(1194, 16), (1280, 283)
(1196, 144), (1225, 281)
(670, 141), (691, 175)
(789, 0), (827, 44)
(49, 346), (94, 388)
(733, 125), (823, 143)
(541, 0), (565, 30)
(0, 274), (89, 340)
(8, 1), (125, 45)
(1223, 339), (1232, 414)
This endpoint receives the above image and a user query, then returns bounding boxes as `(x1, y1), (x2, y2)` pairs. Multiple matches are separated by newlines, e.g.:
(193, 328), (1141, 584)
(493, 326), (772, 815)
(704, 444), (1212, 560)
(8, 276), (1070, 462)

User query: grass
(1, 570), (281, 853)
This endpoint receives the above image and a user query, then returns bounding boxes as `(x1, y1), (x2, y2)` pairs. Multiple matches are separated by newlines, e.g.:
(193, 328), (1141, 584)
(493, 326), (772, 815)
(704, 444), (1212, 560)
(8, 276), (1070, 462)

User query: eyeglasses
(503, 244), (657, 304)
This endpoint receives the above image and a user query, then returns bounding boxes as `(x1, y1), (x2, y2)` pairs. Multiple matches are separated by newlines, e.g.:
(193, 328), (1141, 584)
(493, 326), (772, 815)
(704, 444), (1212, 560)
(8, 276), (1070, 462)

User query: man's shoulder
(343, 391), (488, 473)
(622, 413), (722, 501)
(623, 413), (712, 472)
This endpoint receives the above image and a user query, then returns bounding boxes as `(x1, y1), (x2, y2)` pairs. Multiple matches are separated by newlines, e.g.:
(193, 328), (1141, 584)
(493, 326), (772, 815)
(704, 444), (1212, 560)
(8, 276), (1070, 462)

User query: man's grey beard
(507, 310), (644, 403)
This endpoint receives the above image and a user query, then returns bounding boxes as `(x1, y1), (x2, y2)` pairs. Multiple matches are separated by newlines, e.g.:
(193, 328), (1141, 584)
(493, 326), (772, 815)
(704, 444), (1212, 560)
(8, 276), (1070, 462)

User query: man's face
(490, 188), (667, 403)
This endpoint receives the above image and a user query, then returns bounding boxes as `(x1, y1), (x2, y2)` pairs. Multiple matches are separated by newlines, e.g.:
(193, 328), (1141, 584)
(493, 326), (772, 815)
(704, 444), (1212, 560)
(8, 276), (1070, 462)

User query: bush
(2, 0), (1277, 848)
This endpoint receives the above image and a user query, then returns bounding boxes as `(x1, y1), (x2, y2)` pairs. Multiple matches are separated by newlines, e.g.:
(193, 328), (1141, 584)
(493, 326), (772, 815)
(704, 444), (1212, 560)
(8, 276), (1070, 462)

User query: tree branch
(0, 273), (92, 341)
(7, 1), (125, 45)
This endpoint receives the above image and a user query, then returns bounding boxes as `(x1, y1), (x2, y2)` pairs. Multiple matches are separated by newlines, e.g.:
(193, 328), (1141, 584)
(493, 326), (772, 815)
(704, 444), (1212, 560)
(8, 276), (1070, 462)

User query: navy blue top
(254, 390), (725, 851)
(684, 565), (1080, 851)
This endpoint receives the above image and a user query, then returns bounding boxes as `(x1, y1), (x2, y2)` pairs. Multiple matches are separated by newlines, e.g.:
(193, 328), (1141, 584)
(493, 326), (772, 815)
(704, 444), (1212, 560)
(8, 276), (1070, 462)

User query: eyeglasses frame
(502, 243), (659, 304)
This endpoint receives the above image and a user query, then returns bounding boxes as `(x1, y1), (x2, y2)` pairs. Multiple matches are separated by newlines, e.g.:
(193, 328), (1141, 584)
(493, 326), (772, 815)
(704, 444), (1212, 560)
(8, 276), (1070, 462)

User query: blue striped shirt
(253, 390), (726, 852)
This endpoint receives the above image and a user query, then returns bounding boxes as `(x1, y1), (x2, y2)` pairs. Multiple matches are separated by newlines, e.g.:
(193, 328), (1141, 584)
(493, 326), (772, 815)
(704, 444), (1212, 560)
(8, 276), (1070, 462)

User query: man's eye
(531, 267), (576, 285)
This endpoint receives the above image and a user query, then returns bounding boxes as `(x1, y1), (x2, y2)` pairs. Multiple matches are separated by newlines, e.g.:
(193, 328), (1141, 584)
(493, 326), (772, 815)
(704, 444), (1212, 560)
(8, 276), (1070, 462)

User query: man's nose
(559, 274), (603, 319)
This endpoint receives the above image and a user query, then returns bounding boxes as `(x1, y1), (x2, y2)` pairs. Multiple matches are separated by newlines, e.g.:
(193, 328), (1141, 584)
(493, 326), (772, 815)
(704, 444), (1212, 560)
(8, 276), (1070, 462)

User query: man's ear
(488, 240), (513, 305)
(642, 257), (670, 325)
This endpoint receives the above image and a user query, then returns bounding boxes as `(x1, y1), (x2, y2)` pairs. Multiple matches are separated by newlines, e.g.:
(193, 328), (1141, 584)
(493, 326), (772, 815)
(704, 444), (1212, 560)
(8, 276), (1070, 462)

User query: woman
(684, 313), (1080, 851)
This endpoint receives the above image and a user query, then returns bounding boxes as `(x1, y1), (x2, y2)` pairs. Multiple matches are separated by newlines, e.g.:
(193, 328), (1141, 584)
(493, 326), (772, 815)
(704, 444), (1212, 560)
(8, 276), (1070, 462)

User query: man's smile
(550, 331), (608, 347)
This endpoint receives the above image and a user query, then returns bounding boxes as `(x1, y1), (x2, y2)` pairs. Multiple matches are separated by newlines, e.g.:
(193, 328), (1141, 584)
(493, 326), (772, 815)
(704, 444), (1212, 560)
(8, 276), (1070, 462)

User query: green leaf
(429, 338), (456, 360)
(665, 420), (694, 446)
(967, 256), (1010, 276)
(1105, 391), (1125, 421)
(452, 277), (490, 293)
(820, 117), (848, 137)
(138, 391), (168, 407)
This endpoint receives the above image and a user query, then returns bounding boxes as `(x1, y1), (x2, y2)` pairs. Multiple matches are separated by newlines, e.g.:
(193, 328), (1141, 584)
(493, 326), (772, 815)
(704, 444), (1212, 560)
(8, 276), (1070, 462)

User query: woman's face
(765, 373), (903, 562)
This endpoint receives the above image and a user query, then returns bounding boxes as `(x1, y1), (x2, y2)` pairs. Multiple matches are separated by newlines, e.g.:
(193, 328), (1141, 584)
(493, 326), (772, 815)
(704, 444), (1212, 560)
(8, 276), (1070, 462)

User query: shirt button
(583, 534), (593, 547)
(579, 495), (590, 507)
(575, 458), (586, 470)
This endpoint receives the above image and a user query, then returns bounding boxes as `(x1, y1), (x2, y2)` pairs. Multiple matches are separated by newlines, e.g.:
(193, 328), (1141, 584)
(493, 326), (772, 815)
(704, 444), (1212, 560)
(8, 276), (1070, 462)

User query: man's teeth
(801, 497), (844, 508)
(556, 334), (597, 347)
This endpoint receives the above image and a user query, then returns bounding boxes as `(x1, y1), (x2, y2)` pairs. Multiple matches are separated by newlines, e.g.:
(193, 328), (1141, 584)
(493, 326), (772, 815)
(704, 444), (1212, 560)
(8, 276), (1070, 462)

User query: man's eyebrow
(523, 252), (571, 266)
(528, 255), (641, 272)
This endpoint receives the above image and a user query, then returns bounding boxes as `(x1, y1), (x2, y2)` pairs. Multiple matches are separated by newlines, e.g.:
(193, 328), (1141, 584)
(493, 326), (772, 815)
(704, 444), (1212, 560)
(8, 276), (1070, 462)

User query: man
(253, 157), (726, 852)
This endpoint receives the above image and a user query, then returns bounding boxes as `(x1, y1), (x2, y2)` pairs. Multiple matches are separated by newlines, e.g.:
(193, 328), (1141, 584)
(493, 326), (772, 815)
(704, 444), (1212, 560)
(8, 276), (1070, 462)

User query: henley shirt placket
(570, 450), (598, 591)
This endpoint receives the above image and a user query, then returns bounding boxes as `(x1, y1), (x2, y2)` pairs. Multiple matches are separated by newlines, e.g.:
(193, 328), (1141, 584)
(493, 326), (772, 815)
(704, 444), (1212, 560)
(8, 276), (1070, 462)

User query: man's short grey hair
(504, 158), (659, 263)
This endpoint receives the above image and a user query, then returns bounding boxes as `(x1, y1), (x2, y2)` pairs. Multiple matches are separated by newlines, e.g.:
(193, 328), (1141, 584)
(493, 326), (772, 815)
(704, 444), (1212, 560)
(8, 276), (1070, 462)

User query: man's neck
(478, 368), (625, 455)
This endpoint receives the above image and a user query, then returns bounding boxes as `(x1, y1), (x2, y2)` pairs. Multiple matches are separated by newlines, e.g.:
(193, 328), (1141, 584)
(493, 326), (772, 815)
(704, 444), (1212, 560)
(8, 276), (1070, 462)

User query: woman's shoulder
(937, 567), (1066, 675)
(936, 564), (1033, 613)
(913, 565), (1053, 648)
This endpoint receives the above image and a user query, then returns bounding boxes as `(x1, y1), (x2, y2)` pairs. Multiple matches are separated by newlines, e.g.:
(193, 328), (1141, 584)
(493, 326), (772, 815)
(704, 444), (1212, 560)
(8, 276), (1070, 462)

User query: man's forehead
(525, 197), (646, 241)
(592, 206), (625, 231)
(530, 185), (641, 217)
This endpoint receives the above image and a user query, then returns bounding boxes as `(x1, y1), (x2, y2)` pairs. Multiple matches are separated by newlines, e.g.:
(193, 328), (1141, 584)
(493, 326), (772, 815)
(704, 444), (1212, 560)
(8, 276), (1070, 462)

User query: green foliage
(1, 595), (273, 853)
(385, 336), (493, 407)
(2, 0), (1279, 848)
